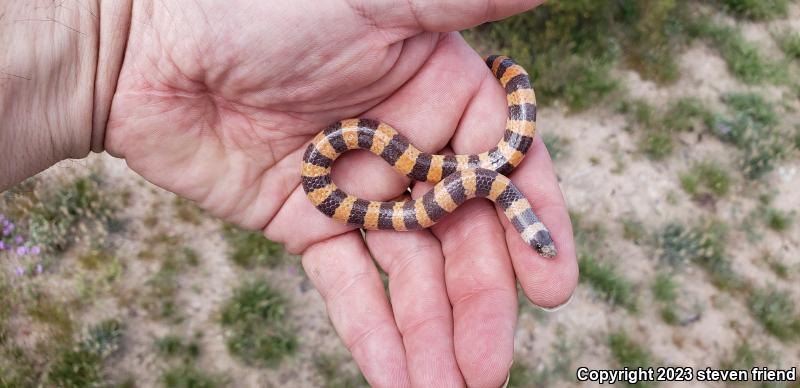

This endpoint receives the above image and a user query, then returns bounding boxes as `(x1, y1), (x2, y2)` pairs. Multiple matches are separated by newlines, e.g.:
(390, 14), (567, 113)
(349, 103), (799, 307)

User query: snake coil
(301, 55), (556, 258)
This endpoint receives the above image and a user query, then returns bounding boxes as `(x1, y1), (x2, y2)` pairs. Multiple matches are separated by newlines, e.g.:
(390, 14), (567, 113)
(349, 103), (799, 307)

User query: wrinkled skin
(106, 1), (577, 386)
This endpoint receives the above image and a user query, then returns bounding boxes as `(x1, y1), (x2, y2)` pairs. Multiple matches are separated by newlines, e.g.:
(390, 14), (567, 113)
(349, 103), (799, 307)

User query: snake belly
(301, 55), (556, 258)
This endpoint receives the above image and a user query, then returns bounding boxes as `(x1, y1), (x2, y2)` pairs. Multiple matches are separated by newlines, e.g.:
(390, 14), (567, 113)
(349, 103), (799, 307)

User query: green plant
(608, 331), (654, 382)
(26, 287), (74, 345)
(748, 287), (800, 340)
(46, 320), (123, 387)
(762, 207), (794, 232)
(765, 254), (790, 279)
(679, 160), (732, 200)
(173, 197), (205, 225)
(652, 273), (678, 302)
(652, 272), (681, 325)
(579, 256), (638, 312)
(222, 224), (285, 268)
(662, 97), (714, 132)
(542, 133), (571, 160)
(465, 1), (694, 110)
(26, 174), (118, 254)
(658, 220), (739, 289)
(621, 98), (713, 160)
(776, 30), (800, 60)
(572, 212), (637, 311)
(156, 335), (201, 361)
(718, 0), (788, 20)
(640, 132), (674, 160)
(620, 217), (645, 244)
(161, 364), (225, 388)
(713, 93), (787, 179)
(313, 353), (368, 388)
(144, 245), (199, 319)
(220, 280), (297, 366)
(691, 22), (786, 84)
(719, 341), (778, 373)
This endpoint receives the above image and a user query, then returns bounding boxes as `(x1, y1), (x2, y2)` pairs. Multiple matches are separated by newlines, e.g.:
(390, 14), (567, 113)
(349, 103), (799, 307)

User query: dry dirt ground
(2, 7), (800, 388)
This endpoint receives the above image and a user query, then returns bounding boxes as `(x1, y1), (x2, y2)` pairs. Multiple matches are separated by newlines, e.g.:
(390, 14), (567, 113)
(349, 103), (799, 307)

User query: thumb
(351, 0), (543, 36)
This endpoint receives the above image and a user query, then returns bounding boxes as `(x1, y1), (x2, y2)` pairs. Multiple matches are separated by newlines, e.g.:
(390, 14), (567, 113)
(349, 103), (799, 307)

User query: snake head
(532, 229), (557, 259)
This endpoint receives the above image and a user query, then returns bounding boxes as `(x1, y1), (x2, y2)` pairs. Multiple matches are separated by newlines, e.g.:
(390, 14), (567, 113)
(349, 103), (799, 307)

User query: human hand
(104, 1), (578, 386)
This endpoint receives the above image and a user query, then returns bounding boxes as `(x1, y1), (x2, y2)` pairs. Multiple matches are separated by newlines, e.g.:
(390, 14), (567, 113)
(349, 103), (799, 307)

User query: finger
(303, 232), (411, 388)
(421, 166), (517, 388)
(347, 0), (544, 36)
(366, 228), (464, 387)
(502, 137), (578, 307)
(451, 47), (578, 308)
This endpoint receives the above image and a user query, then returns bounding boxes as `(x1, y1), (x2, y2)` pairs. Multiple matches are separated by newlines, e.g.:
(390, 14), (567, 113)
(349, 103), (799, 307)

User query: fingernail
(536, 292), (574, 312)
(500, 369), (511, 388)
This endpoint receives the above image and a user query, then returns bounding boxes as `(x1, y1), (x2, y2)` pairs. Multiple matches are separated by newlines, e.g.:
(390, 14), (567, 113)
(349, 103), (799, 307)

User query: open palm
(105, 1), (577, 386)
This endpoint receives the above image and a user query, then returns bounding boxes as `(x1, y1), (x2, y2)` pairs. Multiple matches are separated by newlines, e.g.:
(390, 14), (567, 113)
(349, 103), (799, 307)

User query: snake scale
(301, 55), (556, 258)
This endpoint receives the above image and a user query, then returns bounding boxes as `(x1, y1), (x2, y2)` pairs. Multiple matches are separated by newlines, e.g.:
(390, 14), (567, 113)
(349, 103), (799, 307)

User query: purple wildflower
(30, 246), (41, 255)
(0, 241), (5, 250)
(35, 263), (43, 274)
(2, 223), (14, 236)
(14, 267), (25, 276)
(14, 235), (23, 244)
(16, 246), (27, 255)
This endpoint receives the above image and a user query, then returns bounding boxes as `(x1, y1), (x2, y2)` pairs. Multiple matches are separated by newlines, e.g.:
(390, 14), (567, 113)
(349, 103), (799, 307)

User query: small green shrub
(652, 273), (678, 302)
(144, 245), (199, 319)
(652, 273), (681, 325)
(691, 22), (786, 84)
(222, 225), (285, 268)
(765, 254), (790, 279)
(46, 319), (123, 387)
(713, 93), (787, 179)
(621, 98), (712, 160)
(465, 1), (692, 110)
(573, 212), (637, 311)
(679, 161), (732, 199)
(776, 30), (800, 60)
(762, 207), (794, 232)
(662, 97), (714, 132)
(220, 280), (297, 366)
(718, 0), (788, 20)
(26, 174), (118, 254)
(620, 217), (645, 244)
(0, 343), (37, 387)
(720, 341), (775, 371)
(156, 335), (200, 361)
(658, 220), (739, 289)
(313, 353), (368, 388)
(579, 256), (638, 312)
(747, 287), (800, 340)
(542, 134), (571, 160)
(660, 305), (680, 325)
(640, 132), (674, 160)
(608, 331), (654, 373)
(161, 364), (225, 388)
(618, 100), (656, 128)
(173, 197), (205, 225)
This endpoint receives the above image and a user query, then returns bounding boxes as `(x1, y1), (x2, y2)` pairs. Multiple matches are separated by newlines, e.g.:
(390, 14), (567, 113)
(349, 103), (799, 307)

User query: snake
(300, 55), (556, 258)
